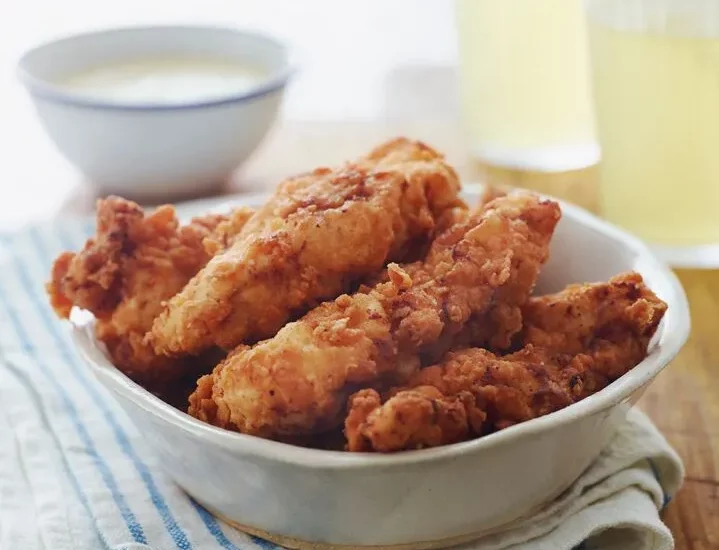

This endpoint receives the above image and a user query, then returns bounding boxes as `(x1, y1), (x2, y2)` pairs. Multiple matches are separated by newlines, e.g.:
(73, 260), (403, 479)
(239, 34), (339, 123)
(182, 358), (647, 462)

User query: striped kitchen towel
(0, 213), (278, 550)
(0, 204), (683, 550)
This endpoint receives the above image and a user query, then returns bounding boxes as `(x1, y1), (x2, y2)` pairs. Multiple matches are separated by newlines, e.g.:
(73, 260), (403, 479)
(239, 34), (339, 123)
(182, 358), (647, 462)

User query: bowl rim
(16, 24), (295, 112)
(69, 186), (691, 469)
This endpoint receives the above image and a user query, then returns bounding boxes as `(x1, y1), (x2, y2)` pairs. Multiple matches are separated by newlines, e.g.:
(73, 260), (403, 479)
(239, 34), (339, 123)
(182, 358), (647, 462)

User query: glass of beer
(454, 0), (599, 173)
(586, 0), (719, 267)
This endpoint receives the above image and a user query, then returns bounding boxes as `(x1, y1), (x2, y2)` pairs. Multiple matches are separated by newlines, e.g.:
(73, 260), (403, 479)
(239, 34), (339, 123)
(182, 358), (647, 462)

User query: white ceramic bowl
(68, 188), (690, 549)
(18, 26), (292, 199)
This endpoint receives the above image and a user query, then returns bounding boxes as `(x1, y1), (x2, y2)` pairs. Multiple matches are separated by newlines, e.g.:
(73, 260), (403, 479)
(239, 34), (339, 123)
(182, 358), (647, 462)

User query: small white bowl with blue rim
(18, 25), (293, 200)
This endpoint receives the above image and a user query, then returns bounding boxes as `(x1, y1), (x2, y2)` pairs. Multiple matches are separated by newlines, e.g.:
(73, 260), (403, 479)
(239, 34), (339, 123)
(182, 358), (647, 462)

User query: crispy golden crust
(201, 206), (256, 256)
(149, 138), (465, 356)
(419, 191), (560, 363)
(190, 291), (396, 438)
(344, 386), (481, 453)
(46, 196), (252, 389)
(344, 272), (667, 452)
(470, 193), (561, 349)
(519, 272), (668, 380)
(187, 193), (559, 438)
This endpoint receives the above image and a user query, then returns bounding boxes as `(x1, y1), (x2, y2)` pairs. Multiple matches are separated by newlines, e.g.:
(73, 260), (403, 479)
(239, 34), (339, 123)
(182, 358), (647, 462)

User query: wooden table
(2, 2), (717, 547)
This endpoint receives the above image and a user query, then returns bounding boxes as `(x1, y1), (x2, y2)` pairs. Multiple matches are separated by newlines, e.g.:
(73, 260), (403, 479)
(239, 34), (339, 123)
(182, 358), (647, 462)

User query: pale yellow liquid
(455, 0), (597, 171)
(590, 23), (719, 245)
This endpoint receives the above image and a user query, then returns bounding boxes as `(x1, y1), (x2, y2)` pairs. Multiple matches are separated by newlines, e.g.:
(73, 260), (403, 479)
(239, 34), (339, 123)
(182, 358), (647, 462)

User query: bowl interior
(537, 199), (683, 307)
(18, 26), (291, 104)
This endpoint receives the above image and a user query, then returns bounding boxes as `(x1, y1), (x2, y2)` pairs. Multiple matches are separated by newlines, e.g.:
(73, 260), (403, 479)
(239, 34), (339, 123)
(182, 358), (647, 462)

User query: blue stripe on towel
(0, 277), (147, 544)
(55, 222), (279, 550)
(647, 458), (670, 509)
(190, 499), (279, 550)
(191, 501), (240, 550)
(27, 227), (194, 550)
(1, 355), (111, 550)
(24, 221), (281, 550)
(251, 536), (280, 549)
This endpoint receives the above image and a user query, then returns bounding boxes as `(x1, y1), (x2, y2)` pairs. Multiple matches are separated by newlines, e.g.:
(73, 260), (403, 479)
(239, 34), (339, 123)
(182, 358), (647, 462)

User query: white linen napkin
(463, 408), (683, 550)
(0, 218), (683, 550)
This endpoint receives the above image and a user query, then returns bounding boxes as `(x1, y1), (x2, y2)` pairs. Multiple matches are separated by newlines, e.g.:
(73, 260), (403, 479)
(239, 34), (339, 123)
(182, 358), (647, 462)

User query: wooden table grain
(2, 2), (717, 546)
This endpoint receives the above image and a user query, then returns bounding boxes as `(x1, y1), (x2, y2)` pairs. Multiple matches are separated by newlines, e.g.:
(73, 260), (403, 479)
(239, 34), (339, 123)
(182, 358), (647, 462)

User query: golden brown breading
(344, 386), (481, 453)
(470, 193), (561, 349)
(518, 272), (667, 376)
(149, 138), (465, 356)
(188, 193), (559, 439)
(46, 197), (253, 390)
(345, 346), (581, 452)
(201, 205), (256, 256)
(345, 272), (667, 452)
(418, 189), (560, 363)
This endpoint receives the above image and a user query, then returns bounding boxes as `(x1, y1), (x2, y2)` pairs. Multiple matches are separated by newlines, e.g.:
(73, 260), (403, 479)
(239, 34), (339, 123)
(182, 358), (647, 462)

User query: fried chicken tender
(419, 188), (559, 363)
(344, 386), (481, 453)
(519, 272), (668, 380)
(459, 204), (557, 350)
(47, 196), (254, 389)
(345, 272), (667, 452)
(201, 205), (259, 256)
(149, 138), (465, 356)
(189, 193), (559, 438)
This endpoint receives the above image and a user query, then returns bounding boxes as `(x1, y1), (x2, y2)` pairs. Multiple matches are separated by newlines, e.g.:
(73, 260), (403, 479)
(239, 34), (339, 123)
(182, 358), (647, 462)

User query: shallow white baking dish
(68, 188), (690, 549)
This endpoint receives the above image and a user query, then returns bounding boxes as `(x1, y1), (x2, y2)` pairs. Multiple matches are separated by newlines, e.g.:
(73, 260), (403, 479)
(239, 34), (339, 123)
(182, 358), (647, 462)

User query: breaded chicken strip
(201, 206), (259, 256)
(47, 197), (253, 390)
(148, 138), (465, 356)
(518, 272), (668, 380)
(419, 187), (558, 363)
(188, 193), (560, 439)
(344, 386), (482, 453)
(346, 272), (667, 452)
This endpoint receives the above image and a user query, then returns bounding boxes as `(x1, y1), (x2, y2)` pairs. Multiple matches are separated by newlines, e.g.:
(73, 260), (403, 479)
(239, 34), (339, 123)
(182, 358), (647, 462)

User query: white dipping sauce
(55, 57), (268, 104)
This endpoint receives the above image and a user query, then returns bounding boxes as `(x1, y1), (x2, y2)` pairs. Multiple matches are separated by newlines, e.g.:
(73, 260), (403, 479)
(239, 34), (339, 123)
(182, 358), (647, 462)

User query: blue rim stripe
(29, 227), (194, 550)
(1, 355), (111, 550)
(24, 71), (290, 112)
(0, 255), (146, 544)
(17, 25), (293, 113)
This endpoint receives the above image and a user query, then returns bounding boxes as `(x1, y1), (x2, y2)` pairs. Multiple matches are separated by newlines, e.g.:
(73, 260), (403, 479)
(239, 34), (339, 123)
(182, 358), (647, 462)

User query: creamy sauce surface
(55, 57), (268, 104)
